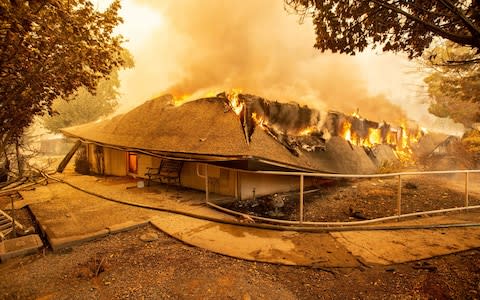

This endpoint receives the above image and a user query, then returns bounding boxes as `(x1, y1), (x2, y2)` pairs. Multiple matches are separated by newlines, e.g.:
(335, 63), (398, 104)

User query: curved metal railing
(204, 168), (480, 226)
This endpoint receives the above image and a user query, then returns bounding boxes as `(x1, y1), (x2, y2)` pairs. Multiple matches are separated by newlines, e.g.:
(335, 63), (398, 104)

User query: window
(128, 152), (138, 174)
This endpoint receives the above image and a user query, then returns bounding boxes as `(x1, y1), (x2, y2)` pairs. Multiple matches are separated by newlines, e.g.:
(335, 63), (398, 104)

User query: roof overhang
(64, 134), (317, 173)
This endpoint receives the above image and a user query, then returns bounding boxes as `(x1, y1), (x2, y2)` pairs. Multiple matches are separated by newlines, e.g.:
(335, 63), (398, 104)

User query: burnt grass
(223, 174), (480, 222)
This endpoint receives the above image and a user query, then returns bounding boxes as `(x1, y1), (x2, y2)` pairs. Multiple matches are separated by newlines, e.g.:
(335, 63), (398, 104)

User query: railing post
(205, 164), (209, 203)
(299, 175), (304, 224)
(465, 171), (469, 207)
(397, 175), (402, 216)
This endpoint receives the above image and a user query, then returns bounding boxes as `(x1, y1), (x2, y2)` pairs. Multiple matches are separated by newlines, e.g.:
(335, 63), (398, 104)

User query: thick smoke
(131, 0), (406, 123)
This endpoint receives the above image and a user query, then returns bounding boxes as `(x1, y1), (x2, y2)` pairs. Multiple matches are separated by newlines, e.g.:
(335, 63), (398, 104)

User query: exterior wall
(84, 144), (311, 200)
(104, 148), (127, 176)
(87, 144), (98, 173)
(134, 153), (155, 178)
(238, 172), (313, 200)
(180, 163), (237, 197)
(86, 145), (127, 176)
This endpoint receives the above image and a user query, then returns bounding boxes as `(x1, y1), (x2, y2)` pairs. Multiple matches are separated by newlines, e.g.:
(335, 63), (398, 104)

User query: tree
(285, 0), (480, 58)
(42, 51), (134, 133)
(0, 0), (126, 159)
(424, 41), (480, 126)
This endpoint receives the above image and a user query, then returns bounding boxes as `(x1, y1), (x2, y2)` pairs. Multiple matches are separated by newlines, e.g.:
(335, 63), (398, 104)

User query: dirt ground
(225, 174), (480, 222)
(0, 224), (479, 300)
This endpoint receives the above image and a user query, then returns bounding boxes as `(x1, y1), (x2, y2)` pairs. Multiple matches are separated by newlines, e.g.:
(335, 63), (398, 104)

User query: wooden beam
(56, 140), (82, 173)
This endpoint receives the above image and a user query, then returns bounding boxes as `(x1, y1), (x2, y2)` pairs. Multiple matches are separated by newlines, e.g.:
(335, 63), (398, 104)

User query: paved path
(21, 174), (480, 266)
(150, 213), (359, 267)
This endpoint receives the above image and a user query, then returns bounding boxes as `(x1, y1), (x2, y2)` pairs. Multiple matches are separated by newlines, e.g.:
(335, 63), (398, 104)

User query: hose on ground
(45, 173), (480, 233)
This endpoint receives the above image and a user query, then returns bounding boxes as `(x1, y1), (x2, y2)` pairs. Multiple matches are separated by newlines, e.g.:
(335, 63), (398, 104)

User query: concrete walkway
(20, 174), (480, 266)
(150, 213), (359, 267)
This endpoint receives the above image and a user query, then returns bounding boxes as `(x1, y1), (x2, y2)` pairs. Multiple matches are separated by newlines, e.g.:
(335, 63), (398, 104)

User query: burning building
(60, 93), (423, 199)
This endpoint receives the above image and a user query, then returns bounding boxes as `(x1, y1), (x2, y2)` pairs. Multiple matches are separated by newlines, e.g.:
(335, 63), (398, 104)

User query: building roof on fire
(61, 94), (393, 174)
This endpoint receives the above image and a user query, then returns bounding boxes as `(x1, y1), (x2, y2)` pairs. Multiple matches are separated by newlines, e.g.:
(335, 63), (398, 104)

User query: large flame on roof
(336, 111), (426, 154)
(172, 90), (218, 107)
(226, 89), (244, 115)
(201, 91), (426, 161)
(341, 120), (352, 142)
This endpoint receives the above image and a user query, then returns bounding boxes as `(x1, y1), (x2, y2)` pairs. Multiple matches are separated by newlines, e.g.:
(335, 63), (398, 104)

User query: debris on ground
(0, 225), (478, 299)
(139, 232), (159, 242)
(223, 175), (480, 222)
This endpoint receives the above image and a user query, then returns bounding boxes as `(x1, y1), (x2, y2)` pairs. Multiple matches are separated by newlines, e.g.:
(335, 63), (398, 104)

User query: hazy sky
(101, 0), (463, 134)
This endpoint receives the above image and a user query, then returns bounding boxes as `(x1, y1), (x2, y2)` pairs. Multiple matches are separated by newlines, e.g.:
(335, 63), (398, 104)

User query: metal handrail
(204, 166), (480, 226)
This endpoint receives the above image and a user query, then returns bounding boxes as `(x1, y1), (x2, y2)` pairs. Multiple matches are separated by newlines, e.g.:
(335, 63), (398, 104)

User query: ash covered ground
(223, 174), (480, 222)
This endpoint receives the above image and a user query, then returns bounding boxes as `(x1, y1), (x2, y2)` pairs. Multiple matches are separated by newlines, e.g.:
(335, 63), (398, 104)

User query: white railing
(204, 167), (480, 226)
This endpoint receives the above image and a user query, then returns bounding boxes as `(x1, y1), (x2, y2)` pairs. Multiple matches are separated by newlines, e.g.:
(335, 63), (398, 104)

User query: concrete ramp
(331, 227), (480, 265)
(150, 213), (359, 267)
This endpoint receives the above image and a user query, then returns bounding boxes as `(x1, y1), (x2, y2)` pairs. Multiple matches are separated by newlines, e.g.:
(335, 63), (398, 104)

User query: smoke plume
(126, 0), (406, 123)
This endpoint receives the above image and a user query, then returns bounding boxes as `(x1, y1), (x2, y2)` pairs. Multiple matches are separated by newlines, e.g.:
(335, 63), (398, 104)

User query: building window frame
(127, 152), (138, 174)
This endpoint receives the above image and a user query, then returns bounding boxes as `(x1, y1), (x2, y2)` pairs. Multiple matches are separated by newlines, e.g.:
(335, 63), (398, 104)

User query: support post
(299, 175), (304, 224)
(205, 164), (209, 203)
(465, 171), (469, 207)
(57, 140), (82, 173)
(397, 175), (402, 216)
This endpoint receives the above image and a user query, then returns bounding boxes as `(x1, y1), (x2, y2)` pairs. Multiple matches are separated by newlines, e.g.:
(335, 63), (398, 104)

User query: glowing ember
(298, 126), (317, 136)
(251, 112), (266, 127)
(226, 89), (244, 115)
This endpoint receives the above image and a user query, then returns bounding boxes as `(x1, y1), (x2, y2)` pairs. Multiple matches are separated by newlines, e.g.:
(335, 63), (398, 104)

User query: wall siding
(180, 163), (237, 197)
(238, 172), (313, 200)
(87, 144), (98, 173)
(104, 148), (127, 176)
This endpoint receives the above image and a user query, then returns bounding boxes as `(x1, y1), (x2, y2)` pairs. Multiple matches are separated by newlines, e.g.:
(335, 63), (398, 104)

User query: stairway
(0, 210), (24, 240)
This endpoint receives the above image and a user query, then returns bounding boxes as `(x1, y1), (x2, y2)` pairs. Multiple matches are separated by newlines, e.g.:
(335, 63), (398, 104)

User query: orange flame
(366, 127), (382, 147)
(341, 120), (352, 142)
(401, 125), (409, 149)
(298, 126), (317, 136)
(226, 89), (244, 115)
(172, 94), (191, 106)
(251, 112), (267, 127)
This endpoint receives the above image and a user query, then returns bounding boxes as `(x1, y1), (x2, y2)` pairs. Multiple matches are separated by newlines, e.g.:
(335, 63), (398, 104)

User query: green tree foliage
(43, 73), (120, 133)
(285, 0), (480, 58)
(461, 129), (480, 164)
(424, 42), (480, 127)
(0, 0), (126, 155)
(43, 51), (134, 133)
(463, 129), (480, 151)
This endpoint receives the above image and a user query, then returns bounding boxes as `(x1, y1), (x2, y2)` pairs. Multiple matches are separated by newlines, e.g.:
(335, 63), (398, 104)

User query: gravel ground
(0, 225), (479, 299)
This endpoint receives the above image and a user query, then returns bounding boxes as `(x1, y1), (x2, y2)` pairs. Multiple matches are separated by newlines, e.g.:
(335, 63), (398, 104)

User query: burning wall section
(221, 91), (425, 161)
